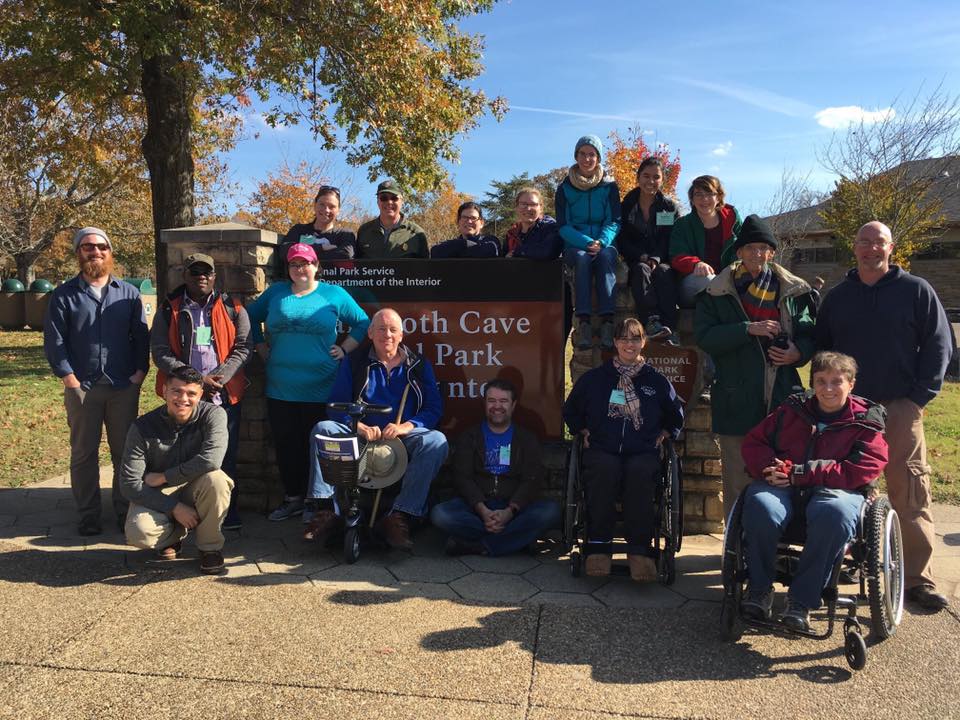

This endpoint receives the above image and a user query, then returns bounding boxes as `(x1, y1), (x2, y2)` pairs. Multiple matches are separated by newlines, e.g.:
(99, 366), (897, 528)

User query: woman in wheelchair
(738, 351), (888, 632)
(563, 317), (684, 580)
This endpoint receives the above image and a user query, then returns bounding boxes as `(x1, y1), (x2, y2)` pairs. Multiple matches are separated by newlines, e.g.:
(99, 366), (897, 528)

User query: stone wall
(568, 262), (723, 534)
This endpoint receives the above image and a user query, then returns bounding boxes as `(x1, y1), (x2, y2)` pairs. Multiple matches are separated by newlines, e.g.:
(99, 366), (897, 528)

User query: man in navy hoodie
(816, 221), (955, 611)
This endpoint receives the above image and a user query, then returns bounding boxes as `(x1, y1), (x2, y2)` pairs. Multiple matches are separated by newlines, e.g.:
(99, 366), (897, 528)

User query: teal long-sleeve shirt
(246, 281), (370, 402)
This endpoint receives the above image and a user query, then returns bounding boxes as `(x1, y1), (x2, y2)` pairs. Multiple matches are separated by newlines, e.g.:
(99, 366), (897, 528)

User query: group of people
(41, 141), (955, 624)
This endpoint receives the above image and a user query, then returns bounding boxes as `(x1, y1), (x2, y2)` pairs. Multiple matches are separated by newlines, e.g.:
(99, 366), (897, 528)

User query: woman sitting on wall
(283, 185), (357, 262)
(430, 201), (501, 258)
(563, 317), (684, 580)
(504, 187), (561, 259)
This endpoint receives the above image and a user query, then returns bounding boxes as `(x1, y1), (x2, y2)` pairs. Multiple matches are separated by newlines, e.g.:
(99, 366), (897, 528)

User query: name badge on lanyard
(499, 444), (511, 466)
(609, 389), (626, 405)
(195, 325), (212, 346)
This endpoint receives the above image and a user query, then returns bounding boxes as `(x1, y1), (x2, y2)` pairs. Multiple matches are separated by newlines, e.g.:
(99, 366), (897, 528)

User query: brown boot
(629, 554), (657, 582)
(199, 550), (226, 576)
(585, 554), (612, 576)
(303, 509), (343, 543)
(377, 512), (413, 550)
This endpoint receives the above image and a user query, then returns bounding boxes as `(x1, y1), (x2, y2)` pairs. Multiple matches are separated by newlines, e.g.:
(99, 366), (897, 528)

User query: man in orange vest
(151, 253), (252, 529)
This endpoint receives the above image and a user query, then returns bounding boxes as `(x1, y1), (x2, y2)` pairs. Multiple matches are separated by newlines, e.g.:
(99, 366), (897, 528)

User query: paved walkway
(1, 470), (959, 719)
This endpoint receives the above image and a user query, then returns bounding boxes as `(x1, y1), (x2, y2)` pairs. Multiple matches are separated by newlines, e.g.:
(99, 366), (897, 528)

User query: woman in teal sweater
(555, 135), (622, 351)
(246, 243), (370, 521)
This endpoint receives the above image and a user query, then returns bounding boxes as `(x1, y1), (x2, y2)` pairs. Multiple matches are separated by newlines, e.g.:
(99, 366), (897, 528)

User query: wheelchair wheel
(844, 628), (867, 671)
(344, 526), (361, 564)
(719, 497), (745, 641)
(563, 436), (583, 552)
(665, 443), (683, 554)
(865, 497), (904, 639)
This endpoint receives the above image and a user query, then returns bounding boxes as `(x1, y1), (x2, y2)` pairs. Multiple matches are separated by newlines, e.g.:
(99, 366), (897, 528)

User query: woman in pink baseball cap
(246, 242), (370, 521)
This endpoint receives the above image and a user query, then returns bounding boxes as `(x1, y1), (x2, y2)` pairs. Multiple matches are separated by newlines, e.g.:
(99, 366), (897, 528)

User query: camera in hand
(762, 332), (791, 361)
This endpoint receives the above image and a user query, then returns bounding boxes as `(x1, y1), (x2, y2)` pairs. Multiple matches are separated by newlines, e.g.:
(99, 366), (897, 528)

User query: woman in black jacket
(616, 158), (680, 344)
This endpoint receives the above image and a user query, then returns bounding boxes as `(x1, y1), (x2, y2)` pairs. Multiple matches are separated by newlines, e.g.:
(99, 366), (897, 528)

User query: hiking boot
(599, 320), (615, 351)
(780, 599), (810, 632)
(77, 516), (102, 537)
(268, 496), (304, 521)
(303, 509), (344, 543)
(377, 512), (413, 550)
(585, 553), (612, 577)
(741, 585), (775, 621)
(644, 316), (671, 340)
(199, 550), (226, 576)
(576, 320), (593, 350)
(907, 584), (949, 611)
(157, 541), (182, 561)
(444, 537), (485, 556)
(628, 554), (657, 582)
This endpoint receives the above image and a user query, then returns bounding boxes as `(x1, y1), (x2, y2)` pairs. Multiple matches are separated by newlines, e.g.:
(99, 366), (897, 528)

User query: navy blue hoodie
(816, 265), (954, 407)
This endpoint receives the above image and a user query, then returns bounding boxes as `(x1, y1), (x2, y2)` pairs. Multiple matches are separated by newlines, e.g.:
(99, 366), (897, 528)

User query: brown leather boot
(303, 509), (344, 543)
(377, 512), (413, 550)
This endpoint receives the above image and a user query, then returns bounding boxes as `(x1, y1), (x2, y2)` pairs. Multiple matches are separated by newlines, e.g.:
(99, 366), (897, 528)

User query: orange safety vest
(155, 293), (247, 404)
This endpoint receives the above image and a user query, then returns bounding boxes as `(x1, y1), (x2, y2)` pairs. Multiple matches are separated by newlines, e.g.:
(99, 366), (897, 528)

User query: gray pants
(718, 434), (752, 521)
(125, 471), (234, 552)
(63, 383), (140, 522)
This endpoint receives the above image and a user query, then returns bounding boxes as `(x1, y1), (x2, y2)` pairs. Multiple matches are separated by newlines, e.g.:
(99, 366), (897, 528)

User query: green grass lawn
(0, 330), (157, 488)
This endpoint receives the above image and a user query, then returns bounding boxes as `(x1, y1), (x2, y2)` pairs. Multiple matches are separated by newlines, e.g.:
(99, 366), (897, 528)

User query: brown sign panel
(321, 259), (566, 440)
(643, 344), (699, 405)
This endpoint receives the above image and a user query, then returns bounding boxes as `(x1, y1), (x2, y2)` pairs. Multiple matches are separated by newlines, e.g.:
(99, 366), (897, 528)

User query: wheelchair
(719, 489), (905, 671)
(562, 434), (683, 584)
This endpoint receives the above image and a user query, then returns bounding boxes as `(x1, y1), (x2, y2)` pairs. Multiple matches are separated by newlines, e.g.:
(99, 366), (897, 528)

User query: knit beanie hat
(72, 226), (112, 251)
(574, 135), (603, 163)
(733, 214), (778, 252)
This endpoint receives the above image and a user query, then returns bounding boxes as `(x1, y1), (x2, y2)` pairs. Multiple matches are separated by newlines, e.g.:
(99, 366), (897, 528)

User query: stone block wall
(568, 261), (724, 534)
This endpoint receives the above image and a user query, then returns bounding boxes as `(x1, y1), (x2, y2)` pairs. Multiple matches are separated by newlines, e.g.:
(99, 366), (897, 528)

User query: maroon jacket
(741, 392), (888, 492)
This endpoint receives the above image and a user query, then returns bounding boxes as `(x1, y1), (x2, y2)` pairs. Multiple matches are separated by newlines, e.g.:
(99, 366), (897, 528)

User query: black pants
(267, 398), (328, 498)
(582, 447), (661, 556)
(628, 262), (678, 328)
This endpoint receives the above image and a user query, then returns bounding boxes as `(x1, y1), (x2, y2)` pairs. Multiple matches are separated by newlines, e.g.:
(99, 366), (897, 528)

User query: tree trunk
(15, 253), (38, 286)
(140, 52), (196, 297)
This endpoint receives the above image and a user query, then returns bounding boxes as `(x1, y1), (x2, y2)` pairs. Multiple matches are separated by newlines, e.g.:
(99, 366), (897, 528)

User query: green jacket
(356, 215), (428, 258)
(694, 262), (816, 435)
(668, 204), (741, 275)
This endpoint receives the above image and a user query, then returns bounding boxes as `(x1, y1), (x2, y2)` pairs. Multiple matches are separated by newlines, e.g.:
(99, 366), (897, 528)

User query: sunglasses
(378, 193), (400, 202)
(315, 185), (341, 199)
(188, 268), (215, 277)
(79, 243), (110, 253)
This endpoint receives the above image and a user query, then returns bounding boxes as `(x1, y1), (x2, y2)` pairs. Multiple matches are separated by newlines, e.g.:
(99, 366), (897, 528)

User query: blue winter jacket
(563, 361), (684, 456)
(555, 177), (622, 250)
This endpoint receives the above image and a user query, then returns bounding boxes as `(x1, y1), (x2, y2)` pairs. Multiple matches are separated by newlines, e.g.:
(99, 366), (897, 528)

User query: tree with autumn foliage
(0, 1), (505, 293)
(406, 181), (472, 247)
(606, 127), (682, 202)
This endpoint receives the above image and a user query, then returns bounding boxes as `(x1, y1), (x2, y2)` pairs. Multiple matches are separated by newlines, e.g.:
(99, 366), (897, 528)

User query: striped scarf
(733, 261), (780, 321)
(608, 358), (644, 430)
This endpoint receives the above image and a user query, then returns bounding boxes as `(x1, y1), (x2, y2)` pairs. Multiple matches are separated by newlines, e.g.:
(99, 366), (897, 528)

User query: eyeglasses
(615, 336), (644, 343)
(79, 243), (110, 253)
(315, 185), (341, 199)
(517, 202), (541, 209)
(188, 268), (215, 277)
(288, 262), (313, 270)
(460, 215), (481, 222)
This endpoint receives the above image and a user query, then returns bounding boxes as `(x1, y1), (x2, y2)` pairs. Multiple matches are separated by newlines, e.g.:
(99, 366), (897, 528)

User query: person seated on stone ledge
(563, 317), (684, 580)
(282, 184), (357, 262)
(503, 187), (561, 259)
(431, 378), (561, 556)
(356, 179), (429, 258)
(430, 201), (501, 258)
(119, 366), (232, 576)
(304, 308), (448, 550)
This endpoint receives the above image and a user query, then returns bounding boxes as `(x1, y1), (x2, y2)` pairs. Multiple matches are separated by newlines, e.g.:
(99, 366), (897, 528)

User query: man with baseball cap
(151, 252), (252, 529)
(356, 179), (429, 258)
(43, 226), (150, 536)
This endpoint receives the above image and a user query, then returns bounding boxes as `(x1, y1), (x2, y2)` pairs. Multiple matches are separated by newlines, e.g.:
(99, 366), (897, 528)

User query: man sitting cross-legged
(120, 366), (233, 576)
(431, 378), (560, 556)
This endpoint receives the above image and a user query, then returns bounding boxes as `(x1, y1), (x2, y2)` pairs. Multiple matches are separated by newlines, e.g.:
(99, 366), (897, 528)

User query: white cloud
(711, 141), (733, 157)
(814, 106), (895, 129)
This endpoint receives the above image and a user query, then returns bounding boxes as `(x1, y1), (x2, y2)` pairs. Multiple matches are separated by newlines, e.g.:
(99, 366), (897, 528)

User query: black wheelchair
(719, 490), (905, 671)
(562, 434), (683, 584)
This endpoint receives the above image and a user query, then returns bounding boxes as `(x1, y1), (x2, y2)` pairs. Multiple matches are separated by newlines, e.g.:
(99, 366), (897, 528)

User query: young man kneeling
(739, 352), (888, 631)
(120, 366), (232, 575)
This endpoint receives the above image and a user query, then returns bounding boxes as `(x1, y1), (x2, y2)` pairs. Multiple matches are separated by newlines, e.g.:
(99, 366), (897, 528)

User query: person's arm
(789, 292), (817, 367)
(669, 216), (701, 274)
(406, 360), (442, 429)
(429, 238), (464, 259)
(162, 406), (228, 486)
(452, 429), (486, 510)
(693, 294), (753, 356)
(469, 235), (500, 257)
(337, 289), (370, 344)
(909, 285), (955, 408)
(797, 429), (888, 491)
(596, 182), (621, 247)
(129, 293), (150, 377)
(245, 283), (278, 344)
(507, 429), (544, 510)
(659, 375), (685, 440)
(616, 191), (643, 264)
(150, 301), (188, 375)
(213, 303), (253, 381)
(562, 375), (587, 436)
(814, 290), (835, 352)
(719, 206), (743, 269)
(43, 292), (75, 380)
(555, 183), (593, 250)
(118, 423), (180, 513)
(410, 227), (429, 258)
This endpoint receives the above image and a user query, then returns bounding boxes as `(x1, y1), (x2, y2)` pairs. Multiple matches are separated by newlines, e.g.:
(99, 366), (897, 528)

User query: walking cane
(370, 383), (410, 528)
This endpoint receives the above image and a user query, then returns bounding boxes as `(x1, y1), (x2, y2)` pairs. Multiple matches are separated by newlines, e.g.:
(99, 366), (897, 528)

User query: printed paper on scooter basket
(315, 434), (360, 460)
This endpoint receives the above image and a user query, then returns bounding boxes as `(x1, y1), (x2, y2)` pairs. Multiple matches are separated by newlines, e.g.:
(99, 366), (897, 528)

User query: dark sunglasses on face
(79, 243), (110, 252)
(378, 193), (400, 202)
(188, 268), (215, 277)
(315, 185), (341, 199)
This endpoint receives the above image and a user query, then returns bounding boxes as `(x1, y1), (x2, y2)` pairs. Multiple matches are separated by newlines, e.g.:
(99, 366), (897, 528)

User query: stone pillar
(568, 260), (724, 534)
(160, 222), (280, 511)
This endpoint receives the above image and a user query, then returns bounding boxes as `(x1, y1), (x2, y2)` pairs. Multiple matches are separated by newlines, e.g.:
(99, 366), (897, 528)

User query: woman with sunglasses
(563, 317), (684, 581)
(283, 185), (356, 261)
(246, 243), (370, 522)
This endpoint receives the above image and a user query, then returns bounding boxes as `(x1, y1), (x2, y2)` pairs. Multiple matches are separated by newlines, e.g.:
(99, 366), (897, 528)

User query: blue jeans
(741, 482), (865, 610)
(308, 420), (448, 518)
(430, 497), (561, 556)
(563, 245), (618, 317)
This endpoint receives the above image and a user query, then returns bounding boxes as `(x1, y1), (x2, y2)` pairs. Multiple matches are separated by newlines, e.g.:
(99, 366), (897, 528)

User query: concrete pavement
(0, 470), (958, 719)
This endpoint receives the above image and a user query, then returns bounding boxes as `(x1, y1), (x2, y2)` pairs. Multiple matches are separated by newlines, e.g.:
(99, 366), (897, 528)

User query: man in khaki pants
(817, 221), (955, 611)
(119, 366), (232, 575)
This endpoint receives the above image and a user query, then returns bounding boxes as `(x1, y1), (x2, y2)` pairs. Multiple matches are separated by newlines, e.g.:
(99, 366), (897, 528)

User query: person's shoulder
(657, 192), (679, 211)
(401, 217), (426, 234)
(134, 404), (167, 432)
(51, 275), (81, 298)
(538, 214), (557, 226)
(357, 217), (379, 233)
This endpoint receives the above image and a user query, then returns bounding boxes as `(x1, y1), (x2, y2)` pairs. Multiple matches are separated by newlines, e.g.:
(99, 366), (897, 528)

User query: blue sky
(222, 0), (960, 220)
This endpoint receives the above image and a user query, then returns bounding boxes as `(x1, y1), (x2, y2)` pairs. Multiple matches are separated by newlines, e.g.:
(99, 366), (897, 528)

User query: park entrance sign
(321, 259), (566, 440)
